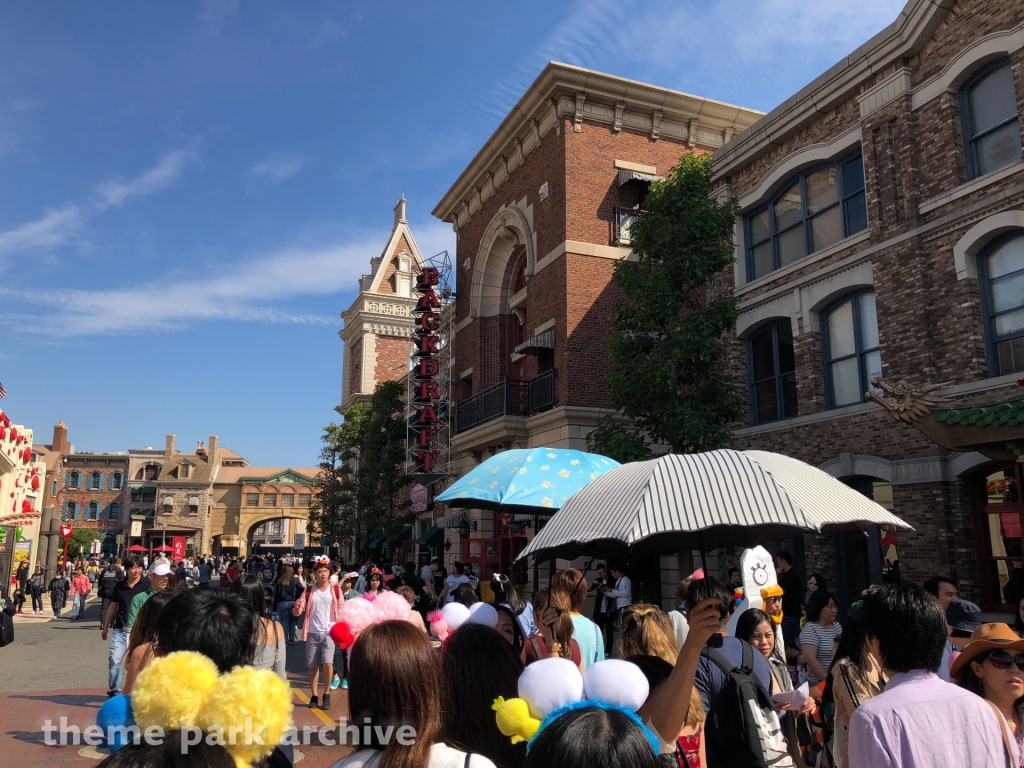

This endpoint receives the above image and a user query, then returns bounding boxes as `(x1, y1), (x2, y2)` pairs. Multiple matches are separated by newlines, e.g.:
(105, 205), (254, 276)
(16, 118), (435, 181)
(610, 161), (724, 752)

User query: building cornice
(713, 0), (955, 179)
(432, 61), (763, 227)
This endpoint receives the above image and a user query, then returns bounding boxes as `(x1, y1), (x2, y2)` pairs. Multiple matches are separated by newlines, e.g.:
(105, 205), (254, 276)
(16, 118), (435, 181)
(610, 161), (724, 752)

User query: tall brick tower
(338, 198), (425, 413)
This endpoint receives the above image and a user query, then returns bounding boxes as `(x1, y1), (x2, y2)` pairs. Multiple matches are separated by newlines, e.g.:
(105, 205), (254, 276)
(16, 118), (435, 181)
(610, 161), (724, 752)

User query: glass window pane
(995, 307), (1024, 336)
(997, 337), (1024, 376)
(781, 372), (798, 419)
(864, 350), (882, 390)
(986, 469), (1019, 504)
(827, 300), (855, 360)
(777, 327), (795, 374)
(751, 329), (777, 381)
(755, 380), (779, 422)
(842, 156), (865, 194)
(810, 206), (843, 252)
(774, 183), (803, 230)
(749, 209), (770, 243)
(991, 272), (1024, 313)
(987, 235), (1024, 279)
(858, 292), (880, 350)
(968, 64), (1018, 136)
(752, 242), (774, 279)
(777, 225), (806, 266)
(806, 168), (839, 214)
(844, 192), (868, 235)
(974, 120), (1023, 176)
(830, 357), (861, 406)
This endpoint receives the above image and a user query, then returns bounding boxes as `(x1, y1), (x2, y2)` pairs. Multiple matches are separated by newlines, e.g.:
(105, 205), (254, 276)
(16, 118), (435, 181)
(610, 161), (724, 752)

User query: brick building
(432, 63), (762, 591)
(713, 0), (1024, 612)
(0, 409), (45, 586)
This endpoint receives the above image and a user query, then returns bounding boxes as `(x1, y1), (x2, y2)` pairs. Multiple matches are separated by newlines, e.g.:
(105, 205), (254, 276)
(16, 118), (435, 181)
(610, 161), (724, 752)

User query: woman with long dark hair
(524, 587), (581, 671)
(441, 623), (525, 768)
(493, 603), (526, 663)
(229, 574), (286, 679)
(121, 591), (174, 693)
(821, 600), (884, 768)
(491, 573), (536, 637)
(329, 621), (497, 768)
(363, 568), (384, 597)
(736, 608), (808, 766)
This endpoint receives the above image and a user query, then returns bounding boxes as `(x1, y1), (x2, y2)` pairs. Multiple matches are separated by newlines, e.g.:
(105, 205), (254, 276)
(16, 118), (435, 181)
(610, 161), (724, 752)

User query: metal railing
(614, 206), (646, 244)
(529, 369), (557, 414)
(455, 371), (557, 434)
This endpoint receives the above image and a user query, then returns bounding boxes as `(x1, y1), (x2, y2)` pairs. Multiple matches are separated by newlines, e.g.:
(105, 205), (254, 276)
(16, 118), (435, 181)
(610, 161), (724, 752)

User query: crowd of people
(4, 546), (1022, 768)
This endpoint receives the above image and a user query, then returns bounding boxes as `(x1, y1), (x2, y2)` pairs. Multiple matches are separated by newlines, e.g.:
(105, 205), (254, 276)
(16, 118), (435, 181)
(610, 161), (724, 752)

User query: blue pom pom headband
(526, 700), (660, 754)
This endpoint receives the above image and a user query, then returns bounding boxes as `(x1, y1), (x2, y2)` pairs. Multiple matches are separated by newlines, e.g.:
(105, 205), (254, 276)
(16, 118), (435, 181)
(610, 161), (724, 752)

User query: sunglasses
(987, 650), (1024, 670)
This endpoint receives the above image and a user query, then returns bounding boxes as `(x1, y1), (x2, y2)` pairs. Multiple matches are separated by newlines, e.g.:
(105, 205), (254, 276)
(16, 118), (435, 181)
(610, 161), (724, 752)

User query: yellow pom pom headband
(131, 652), (293, 768)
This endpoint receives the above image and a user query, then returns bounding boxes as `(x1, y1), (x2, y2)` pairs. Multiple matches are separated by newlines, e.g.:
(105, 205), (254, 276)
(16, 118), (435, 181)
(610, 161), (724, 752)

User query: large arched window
(748, 320), (797, 425)
(960, 59), (1022, 180)
(980, 232), (1024, 375)
(822, 291), (881, 409)
(746, 154), (867, 280)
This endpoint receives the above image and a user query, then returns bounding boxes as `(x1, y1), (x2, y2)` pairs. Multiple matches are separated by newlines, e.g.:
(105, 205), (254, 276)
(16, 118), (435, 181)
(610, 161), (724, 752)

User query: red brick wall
(374, 336), (410, 384)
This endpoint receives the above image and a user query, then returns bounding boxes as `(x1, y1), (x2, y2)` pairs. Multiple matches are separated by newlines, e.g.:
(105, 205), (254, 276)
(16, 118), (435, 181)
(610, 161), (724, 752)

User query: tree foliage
(308, 380), (412, 560)
(67, 528), (97, 560)
(590, 153), (742, 456)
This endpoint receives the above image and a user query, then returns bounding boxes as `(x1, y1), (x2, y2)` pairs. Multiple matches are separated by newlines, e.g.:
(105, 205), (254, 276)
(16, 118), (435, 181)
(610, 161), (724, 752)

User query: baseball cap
(431, 556), (440, 563)
(946, 599), (983, 632)
(344, 572), (359, 580)
(150, 560), (172, 577)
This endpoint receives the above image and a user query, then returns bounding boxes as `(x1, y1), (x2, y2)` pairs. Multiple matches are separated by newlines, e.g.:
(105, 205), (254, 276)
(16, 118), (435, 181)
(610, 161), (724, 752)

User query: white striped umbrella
(516, 449), (913, 563)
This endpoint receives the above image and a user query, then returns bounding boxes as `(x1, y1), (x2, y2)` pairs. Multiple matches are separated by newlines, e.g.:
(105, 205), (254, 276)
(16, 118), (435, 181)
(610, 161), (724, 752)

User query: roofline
(712, 0), (955, 178)
(432, 61), (764, 222)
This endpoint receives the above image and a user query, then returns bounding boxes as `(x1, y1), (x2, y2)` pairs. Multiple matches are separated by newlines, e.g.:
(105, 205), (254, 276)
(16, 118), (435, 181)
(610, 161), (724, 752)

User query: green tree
(308, 380), (412, 561)
(588, 153), (742, 457)
(67, 528), (97, 562)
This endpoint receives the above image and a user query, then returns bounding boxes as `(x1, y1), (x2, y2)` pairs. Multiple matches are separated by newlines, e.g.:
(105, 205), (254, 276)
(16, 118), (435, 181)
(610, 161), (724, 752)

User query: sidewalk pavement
(14, 588), (100, 625)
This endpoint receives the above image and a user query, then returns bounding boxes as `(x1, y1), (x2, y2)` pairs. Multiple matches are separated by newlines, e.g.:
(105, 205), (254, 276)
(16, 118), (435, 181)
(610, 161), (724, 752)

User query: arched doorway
(242, 513), (309, 558)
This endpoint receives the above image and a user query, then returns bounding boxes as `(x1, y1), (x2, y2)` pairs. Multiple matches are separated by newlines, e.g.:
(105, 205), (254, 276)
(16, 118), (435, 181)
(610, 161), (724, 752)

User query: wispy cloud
(1, 218), (455, 336)
(0, 205), (83, 254)
(247, 150), (308, 188)
(94, 149), (196, 209)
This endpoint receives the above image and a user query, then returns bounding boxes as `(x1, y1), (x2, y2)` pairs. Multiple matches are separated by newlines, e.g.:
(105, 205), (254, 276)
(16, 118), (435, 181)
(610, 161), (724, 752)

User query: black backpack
(703, 641), (793, 768)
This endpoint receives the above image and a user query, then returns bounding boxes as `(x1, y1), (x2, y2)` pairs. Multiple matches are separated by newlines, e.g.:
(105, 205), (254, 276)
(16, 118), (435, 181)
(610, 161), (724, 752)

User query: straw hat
(949, 623), (1024, 680)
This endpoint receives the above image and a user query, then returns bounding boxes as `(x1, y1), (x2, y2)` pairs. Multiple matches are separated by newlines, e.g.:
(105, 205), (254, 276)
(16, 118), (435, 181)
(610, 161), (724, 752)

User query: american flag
(0, 381), (6, 399)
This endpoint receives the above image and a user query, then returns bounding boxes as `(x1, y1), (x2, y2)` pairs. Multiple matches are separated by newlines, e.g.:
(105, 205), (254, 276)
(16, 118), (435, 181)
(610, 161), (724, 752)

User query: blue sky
(0, 0), (905, 466)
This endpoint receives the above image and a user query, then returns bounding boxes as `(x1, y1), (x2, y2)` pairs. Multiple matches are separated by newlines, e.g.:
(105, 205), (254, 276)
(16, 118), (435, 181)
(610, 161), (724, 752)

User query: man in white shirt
(443, 561), (470, 603)
(292, 559), (343, 711)
(601, 562), (632, 657)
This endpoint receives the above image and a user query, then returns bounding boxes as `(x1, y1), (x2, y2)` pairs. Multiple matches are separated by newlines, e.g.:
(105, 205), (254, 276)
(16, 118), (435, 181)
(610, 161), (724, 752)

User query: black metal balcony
(614, 206), (646, 244)
(455, 371), (557, 434)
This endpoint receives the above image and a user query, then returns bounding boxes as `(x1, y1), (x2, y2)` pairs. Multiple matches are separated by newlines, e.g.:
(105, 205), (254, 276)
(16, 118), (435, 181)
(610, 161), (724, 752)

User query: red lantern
(10, 427), (17, 441)
(31, 476), (40, 491)
(0, 426), (5, 440)
(21, 500), (32, 515)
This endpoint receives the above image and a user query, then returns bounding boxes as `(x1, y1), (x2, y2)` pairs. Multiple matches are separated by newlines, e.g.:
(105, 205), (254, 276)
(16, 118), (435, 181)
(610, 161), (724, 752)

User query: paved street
(0, 594), (354, 767)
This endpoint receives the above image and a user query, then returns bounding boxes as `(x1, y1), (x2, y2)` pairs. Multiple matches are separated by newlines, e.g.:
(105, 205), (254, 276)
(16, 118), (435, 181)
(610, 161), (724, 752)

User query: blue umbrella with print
(435, 448), (620, 515)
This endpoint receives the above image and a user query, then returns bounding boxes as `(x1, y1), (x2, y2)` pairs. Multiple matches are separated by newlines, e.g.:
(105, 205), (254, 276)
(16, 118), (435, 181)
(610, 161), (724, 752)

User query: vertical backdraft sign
(408, 250), (453, 485)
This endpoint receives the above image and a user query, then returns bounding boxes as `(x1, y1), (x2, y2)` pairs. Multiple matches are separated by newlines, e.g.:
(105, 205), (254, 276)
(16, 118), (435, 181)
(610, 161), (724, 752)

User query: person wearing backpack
(649, 577), (796, 768)
(97, 562), (121, 619)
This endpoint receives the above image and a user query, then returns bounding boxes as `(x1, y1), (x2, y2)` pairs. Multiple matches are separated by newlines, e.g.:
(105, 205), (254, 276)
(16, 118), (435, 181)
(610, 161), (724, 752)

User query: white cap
(150, 560), (172, 577)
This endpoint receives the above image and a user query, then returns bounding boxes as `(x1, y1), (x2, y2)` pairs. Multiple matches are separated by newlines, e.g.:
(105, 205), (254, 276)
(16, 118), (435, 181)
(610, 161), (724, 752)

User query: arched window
(90, 472), (102, 490)
(110, 472), (123, 490)
(66, 502), (77, 521)
(746, 154), (867, 280)
(108, 503), (121, 521)
(69, 471), (81, 488)
(87, 502), (99, 521)
(980, 232), (1024, 375)
(822, 290), (881, 409)
(748, 320), (797, 425)
(960, 59), (1022, 180)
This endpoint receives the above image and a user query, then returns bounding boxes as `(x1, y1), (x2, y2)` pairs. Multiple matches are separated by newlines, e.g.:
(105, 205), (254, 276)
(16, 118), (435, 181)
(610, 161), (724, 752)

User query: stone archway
(239, 511), (310, 556)
(470, 206), (535, 320)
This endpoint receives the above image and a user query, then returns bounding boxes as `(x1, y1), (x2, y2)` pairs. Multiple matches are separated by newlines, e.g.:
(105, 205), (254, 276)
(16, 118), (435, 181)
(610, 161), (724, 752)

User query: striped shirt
(799, 620), (842, 685)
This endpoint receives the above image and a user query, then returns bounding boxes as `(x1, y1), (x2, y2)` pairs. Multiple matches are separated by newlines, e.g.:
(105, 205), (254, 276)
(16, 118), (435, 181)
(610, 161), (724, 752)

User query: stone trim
(911, 20), (1024, 111)
(857, 67), (912, 119)
(920, 162), (1024, 215)
(534, 240), (634, 277)
(459, 367), (474, 380)
(935, 370), (1024, 398)
(732, 400), (881, 437)
(533, 318), (556, 336)
(952, 208), (1024, 281)
(737, 127), (863, 210)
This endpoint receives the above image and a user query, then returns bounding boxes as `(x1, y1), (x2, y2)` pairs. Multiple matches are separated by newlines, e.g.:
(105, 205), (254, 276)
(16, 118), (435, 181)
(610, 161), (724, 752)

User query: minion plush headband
(492, 658), (656, 750)
(94, 652), (293, 768)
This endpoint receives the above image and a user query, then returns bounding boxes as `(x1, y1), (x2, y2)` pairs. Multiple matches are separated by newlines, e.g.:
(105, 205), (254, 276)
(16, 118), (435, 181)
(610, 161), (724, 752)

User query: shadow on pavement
(10, 693), (106, 708)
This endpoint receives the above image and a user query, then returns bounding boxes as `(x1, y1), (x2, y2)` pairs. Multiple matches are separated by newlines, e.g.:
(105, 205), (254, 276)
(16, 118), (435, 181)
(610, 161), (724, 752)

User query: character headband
(329, 591), (424, 649)
(313, 555), (330, 566)
(95, 652), (293, 768)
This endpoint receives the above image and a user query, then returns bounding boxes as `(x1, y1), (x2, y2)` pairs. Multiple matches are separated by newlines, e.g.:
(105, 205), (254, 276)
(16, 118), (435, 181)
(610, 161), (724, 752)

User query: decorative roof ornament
(866, 377), (952, 423)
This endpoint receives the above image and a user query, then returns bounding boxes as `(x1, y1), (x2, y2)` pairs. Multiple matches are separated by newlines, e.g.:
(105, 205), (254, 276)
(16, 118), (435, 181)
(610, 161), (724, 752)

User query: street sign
(59, 524), (72, 538)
